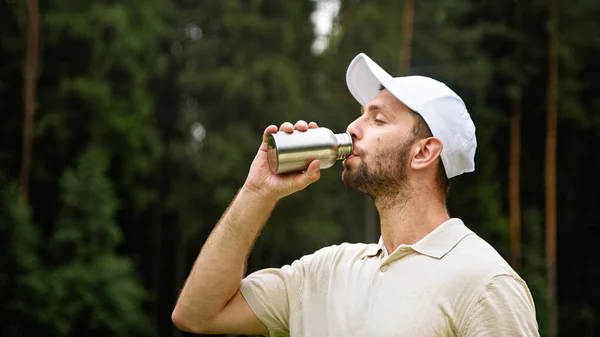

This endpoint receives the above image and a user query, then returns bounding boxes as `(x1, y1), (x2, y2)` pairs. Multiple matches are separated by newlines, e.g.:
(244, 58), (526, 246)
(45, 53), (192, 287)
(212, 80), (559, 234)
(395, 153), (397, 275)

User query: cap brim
(346, 53), (394, 106)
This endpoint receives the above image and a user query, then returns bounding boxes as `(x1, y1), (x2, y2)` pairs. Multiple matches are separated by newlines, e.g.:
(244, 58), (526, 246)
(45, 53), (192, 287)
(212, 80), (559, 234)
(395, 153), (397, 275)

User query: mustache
(353, 147), (365, 156)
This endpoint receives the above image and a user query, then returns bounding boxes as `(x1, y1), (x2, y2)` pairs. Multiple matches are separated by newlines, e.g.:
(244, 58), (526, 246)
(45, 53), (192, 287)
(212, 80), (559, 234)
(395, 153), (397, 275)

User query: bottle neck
(335, 132), (353, 160)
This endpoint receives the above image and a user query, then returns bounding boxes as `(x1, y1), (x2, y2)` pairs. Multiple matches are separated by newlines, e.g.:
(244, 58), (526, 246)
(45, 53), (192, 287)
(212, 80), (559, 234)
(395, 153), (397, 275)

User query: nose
(346, 115), (362, 141)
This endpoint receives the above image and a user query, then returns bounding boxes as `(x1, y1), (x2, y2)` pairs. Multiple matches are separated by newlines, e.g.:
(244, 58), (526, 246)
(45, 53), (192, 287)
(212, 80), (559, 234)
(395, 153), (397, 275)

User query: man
(172, 53), (540, 336)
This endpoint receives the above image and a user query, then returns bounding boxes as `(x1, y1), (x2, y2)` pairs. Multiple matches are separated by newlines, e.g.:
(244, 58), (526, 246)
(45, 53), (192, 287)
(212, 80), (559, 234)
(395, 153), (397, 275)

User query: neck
(374, 183), (450, 255)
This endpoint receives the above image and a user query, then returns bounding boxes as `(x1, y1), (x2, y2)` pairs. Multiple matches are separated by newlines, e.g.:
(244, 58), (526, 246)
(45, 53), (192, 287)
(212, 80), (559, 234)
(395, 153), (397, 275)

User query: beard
(342, 137), (414, 202)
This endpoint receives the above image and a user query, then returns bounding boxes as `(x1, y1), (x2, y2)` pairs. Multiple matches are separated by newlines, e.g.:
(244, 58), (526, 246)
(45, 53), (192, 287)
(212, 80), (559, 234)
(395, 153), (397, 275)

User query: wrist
(240, 184), (280, 206)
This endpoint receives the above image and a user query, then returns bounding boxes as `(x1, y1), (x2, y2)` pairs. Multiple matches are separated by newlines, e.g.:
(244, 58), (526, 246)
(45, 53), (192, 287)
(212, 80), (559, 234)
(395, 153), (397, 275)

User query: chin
(341, 169), (350, 183)
(341, 165), (356, 179)
(341, 170), (360, 191)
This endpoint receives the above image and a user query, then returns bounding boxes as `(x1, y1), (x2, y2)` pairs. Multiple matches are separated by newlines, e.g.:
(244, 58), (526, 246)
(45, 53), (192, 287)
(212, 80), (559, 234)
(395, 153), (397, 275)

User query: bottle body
(267, 127), (353, 174)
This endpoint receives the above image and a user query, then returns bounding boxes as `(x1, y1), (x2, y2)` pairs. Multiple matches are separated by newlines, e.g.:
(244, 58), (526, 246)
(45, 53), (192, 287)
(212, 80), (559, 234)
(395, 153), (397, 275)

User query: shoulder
(302, 241), (374, 263)
(447, 229), (522, 283)
(295, 241), (374, 273)
(439, 226), (531, 306)
(443, 229), (539, 335)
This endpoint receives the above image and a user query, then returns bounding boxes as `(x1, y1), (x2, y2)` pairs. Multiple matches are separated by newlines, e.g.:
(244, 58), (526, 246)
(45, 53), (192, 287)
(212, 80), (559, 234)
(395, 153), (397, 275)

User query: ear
(410, 137), (443, 171)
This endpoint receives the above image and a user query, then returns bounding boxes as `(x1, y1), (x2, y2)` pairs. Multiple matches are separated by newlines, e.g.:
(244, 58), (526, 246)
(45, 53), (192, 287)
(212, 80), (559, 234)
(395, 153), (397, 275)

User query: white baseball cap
(345, 52), (477, 179)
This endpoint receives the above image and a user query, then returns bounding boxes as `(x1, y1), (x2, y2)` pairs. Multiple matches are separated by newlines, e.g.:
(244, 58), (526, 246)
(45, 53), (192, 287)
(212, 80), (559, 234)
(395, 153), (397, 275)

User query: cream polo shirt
(239, 218), (540, 336)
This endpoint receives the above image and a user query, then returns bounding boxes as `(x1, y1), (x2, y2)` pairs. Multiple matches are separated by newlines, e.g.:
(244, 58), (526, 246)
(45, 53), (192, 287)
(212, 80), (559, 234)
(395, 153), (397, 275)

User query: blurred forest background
(1, 0), (599, 336)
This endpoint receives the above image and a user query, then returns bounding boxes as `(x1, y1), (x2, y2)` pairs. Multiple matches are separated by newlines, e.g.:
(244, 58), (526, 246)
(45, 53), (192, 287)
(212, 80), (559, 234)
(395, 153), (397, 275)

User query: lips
(346, 145), (362, 161)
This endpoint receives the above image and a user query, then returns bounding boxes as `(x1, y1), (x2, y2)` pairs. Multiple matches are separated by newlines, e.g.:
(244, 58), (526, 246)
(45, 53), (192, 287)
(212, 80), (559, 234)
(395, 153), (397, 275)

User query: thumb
(293, 160), (321, 191)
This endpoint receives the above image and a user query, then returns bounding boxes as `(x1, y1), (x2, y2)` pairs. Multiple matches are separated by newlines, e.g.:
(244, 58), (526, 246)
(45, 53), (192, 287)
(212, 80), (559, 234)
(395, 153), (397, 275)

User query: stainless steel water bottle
(267, 127), (353, 174)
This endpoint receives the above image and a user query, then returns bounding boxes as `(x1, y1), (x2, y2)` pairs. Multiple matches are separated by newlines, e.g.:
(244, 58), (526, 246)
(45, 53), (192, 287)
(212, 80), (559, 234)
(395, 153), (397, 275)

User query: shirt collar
(411, 218), (474, 259)
(359, 218), (474, 260)
(360, 236), (385, 259)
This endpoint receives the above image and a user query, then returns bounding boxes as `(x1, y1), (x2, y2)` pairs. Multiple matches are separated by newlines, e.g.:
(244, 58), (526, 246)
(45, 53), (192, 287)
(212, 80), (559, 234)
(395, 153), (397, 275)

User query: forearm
(173, 186), (278, 326)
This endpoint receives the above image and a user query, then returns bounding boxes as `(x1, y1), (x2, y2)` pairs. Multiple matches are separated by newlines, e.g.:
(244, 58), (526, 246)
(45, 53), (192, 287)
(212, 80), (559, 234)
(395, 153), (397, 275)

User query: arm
(171, 187), (276, 335)
(460, 275), (540, 337)
(171, 120), (321, 335)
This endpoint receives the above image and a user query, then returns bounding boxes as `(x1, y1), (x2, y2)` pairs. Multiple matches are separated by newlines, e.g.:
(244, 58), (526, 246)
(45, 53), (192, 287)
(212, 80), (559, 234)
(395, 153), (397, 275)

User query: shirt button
(380, 265), (389, 272)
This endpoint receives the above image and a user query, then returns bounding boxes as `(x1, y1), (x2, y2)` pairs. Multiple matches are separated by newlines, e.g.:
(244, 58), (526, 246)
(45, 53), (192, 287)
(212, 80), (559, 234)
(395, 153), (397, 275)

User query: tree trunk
(546, 0), (559, 335)
(509, 1), (522, 272)
(400, 0), (414, 70)
(19, 0), (40, 202)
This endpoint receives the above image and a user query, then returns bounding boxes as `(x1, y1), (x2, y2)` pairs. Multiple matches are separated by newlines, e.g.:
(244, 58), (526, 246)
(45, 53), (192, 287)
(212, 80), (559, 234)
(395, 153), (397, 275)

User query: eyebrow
(360, 104), (387, 115)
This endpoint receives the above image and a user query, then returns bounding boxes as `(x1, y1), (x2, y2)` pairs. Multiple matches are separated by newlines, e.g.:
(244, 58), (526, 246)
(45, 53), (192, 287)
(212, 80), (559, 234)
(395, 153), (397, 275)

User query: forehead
(362, 89), (411, 116)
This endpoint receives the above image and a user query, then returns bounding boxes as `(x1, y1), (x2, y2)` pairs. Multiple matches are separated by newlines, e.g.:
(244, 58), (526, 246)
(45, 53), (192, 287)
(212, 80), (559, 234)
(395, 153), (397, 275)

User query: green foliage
(51, 148), (122, 259)
(0, 0), (170, 332)
(0, 152), (154, 337)
(0, 184), (49, 337)
(521, 206), (548, 337)
(48, 257), (152, 337)
(47, 147), (154, 336)
(37, 0), (172, 212)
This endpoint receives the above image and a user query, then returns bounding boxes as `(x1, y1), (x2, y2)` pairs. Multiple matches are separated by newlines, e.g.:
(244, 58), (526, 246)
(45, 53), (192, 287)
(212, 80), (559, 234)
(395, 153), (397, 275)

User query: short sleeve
(239, 253), (314, 337)
(461, 275), (540, 337)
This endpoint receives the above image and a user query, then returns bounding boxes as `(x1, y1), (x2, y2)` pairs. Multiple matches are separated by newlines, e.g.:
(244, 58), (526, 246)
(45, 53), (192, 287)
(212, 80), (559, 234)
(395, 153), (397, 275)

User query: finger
(260, 125), (278, 151)
(280, 121), (294, 133)
(294, 120), (308, 131)
(293, 160), (321, 191)
(262, 125), (278, 143)
(308, 121), (318, 129)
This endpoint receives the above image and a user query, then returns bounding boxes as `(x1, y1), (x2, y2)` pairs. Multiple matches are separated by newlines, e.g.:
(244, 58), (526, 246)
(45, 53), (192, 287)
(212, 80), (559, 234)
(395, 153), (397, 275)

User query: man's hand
(243, 120), (321, 202)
